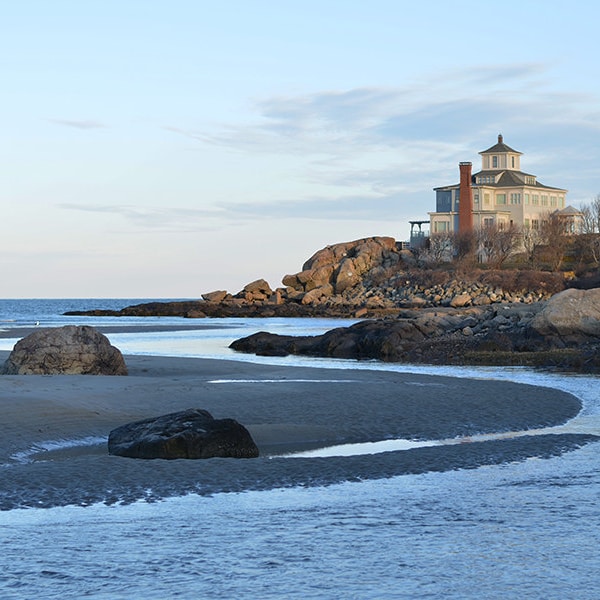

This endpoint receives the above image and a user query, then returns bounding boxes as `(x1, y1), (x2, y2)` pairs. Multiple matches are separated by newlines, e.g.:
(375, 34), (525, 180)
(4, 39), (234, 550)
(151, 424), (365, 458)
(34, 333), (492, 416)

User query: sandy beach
(0, 323), (229, 340)
(0, 348), (595, 510)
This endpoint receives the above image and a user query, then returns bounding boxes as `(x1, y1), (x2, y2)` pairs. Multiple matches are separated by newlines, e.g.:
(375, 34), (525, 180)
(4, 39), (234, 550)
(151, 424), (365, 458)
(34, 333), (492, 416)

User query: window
(524, 218), (530, 228)
(511, 156), (515, 168)
(484, 193), (490, 206)
(435, 221), (449, 232)
(524, 193), (530, 205)
(510, 193), (521, 204)
(484, 218), (494, 227)
(492, 156), (498, 168)
(474, 193), (479, 205)
(496, 193), (506, 205)
(559, 196), (565, 208)
(532, 194), (539, 205)
(550, 196), (557, 207)
(541, 195), (548, 206)
(532, 219), (539, 230)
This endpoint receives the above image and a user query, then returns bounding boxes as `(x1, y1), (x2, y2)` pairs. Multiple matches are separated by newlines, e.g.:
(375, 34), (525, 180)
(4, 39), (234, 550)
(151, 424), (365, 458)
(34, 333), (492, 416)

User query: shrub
(406, 268), (451, 289)
(514, 270), (565, 294)
(480, 270), (517, 291)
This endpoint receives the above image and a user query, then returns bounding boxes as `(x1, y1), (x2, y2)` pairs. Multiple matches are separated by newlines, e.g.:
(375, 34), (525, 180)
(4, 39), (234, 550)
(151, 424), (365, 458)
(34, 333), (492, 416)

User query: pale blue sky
(2, 1), (599, 297)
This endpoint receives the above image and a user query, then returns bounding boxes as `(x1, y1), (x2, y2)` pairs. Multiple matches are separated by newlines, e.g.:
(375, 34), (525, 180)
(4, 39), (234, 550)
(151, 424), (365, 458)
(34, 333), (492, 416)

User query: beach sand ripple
(1, 355), (596, 510)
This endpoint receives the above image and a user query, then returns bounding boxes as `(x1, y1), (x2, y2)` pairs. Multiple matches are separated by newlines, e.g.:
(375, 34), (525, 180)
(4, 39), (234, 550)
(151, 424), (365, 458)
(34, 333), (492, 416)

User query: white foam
(279, 423), (597, 459)
(9, 436), (107, 464)
(208, 378), (360, 384)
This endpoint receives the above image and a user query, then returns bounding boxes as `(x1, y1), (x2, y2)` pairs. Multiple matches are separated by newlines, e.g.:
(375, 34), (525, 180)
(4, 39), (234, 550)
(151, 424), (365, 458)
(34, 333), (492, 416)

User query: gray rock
(529, 288), (600, 341)
(202, 290), (229, 302)
(301, 284), (335, 305)
(242, 279), (273, 295)
(201, 290), (229, 302)
(450, 293), (472, 308)
(1, 325), (127, 375)
(108, 408), (259, 459)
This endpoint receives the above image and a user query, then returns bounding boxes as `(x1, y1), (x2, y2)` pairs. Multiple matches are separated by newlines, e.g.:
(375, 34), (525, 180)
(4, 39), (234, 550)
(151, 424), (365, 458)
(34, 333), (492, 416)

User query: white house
(429, 135), (576, 234)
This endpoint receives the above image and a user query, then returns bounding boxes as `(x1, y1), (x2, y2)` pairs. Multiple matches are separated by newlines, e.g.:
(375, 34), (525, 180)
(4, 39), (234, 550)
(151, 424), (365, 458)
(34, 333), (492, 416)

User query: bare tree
(539, 212), (569, 271)
(476, 223), (520, 268)
(453, 230), (477, 267)
(577, 195), (600, 265)
(521, 225), (543, 267)
(418, 232), (454, 266)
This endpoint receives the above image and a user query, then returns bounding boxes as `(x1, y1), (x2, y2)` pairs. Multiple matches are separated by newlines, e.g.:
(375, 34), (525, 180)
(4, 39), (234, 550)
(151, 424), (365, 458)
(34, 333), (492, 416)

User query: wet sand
(0, 351), (596, 510)
(0, 323), (230, 340)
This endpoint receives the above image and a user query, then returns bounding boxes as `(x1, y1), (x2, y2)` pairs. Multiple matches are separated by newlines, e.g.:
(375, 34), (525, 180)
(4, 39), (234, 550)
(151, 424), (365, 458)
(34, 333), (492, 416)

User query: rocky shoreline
(65, 236), (600, 372)
(230, 288), (600, 372)
(66, 236), (569, 320)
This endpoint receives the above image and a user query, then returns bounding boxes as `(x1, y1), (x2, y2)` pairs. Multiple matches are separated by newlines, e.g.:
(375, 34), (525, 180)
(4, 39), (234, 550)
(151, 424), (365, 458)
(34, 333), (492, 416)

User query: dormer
(479, 134), (522, 171)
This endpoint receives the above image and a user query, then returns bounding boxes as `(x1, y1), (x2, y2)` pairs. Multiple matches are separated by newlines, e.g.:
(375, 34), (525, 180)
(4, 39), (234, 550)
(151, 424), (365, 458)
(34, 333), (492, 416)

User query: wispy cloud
(219, 193), (413, 222)
(48, 118), (107, 130)
(172, 63), (599, 157)
(58, 203), (231, 232)
(165, 62), (600, 218)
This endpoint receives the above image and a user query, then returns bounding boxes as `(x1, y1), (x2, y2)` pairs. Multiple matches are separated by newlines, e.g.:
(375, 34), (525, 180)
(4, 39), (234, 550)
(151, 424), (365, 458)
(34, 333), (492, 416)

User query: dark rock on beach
(230, 288), (600, 371)
(1, 325), (128, 375)
(108, 408), (260, 459)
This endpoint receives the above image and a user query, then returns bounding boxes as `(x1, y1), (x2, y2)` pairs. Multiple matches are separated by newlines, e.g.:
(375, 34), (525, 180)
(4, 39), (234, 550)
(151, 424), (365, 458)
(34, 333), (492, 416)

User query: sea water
(0, 299), (599, 599)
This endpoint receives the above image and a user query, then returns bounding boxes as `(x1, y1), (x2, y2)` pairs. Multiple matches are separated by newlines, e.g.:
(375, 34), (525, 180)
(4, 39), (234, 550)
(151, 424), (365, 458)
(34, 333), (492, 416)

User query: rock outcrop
(108, 408), (259, 459)
(282, 236), (399, 297)
(529, 288), (600, 344)
(65, 237), (576, 320)
(1, 325), (128, 375)
(230, 288), (600, 371)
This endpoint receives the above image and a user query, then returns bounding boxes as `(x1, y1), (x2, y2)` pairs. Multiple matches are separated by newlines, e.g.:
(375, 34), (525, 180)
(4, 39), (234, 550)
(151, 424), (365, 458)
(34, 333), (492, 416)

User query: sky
(2, 0), (600, 298)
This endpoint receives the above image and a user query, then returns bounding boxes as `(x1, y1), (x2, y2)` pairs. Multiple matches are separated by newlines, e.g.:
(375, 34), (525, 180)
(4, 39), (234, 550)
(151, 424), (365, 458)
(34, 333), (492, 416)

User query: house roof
(434, 170), (567, 192)
(479, 170), (566, 191)
(479, 134), (522, 155)
(556, 205), (583, 215)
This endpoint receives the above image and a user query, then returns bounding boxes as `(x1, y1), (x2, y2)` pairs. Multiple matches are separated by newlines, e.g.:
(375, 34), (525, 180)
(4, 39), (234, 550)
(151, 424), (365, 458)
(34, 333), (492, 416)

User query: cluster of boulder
(204, 235), (563, 315)
(67, 236), (567, 320)
(368, 279), (552, 310)
(198, 237), (403, 316)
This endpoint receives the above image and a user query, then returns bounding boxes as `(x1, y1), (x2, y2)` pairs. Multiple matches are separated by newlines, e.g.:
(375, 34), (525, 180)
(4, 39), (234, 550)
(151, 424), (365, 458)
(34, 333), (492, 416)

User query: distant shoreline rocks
(66, 236), (579, 321)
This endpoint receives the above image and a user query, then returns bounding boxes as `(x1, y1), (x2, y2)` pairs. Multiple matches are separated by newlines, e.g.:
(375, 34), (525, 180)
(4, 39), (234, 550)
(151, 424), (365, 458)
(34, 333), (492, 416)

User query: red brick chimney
(458, 162), (473, 233)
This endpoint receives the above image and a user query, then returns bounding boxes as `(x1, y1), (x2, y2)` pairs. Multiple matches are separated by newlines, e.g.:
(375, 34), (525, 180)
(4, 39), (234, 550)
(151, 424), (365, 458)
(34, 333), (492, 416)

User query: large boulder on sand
(108, 408), (259, 459)
(529, 288), (600, 343)
(1, 325), (128, 375)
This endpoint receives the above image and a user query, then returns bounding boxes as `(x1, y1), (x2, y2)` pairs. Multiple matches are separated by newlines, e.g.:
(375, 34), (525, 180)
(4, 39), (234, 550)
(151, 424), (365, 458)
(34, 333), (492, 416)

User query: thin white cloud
(58, 203), (231, 232)
(178, 63), (599, 155)
(164, 62), (600, 221)
(48, 118), (107, 130)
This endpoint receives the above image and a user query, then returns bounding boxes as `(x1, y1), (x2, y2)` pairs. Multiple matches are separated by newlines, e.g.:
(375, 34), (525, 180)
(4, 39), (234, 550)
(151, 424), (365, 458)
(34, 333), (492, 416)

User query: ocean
(1, 299), (599, 599)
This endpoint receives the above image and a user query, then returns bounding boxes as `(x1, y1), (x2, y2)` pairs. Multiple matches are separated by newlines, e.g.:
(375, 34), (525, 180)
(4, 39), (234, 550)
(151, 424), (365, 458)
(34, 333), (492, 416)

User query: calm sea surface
(0, 299), (599, 599)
